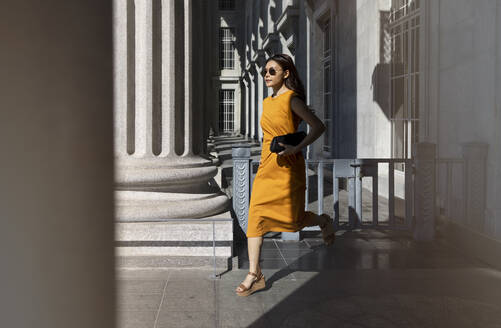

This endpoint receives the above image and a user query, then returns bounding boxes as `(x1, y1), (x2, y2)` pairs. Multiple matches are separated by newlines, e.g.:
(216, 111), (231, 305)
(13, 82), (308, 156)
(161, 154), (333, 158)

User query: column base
(115, 211), (234, 270)
(115, 190), (230, 220)
(115, 155), (218, 192)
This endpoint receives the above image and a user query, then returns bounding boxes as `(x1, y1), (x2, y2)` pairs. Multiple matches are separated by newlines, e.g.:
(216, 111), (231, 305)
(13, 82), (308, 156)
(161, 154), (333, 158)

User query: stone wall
(428, 0), (501, 238)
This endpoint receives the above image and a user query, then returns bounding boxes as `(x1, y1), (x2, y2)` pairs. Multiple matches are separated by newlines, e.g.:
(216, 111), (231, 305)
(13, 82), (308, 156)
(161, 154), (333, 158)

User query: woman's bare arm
(277, 95), (326, 156)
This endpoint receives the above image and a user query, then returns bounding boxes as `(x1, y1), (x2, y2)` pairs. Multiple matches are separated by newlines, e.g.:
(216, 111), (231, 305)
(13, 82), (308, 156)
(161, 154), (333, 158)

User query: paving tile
(117, 293), (163, 311)
(116, 268), (171, 280)
(117, 279), (165, 295)
(278, 248), (314, 259)
(303, 239), (325, 248)
(216, 283), (264, 312)
(237, 248), (283, 260)
(155, 311), (215, 328)
(116, 311), (156, 328)
(280, 269), (320, 280)
(275, 240), (310, 250)
(262, 300), (319, 327)
(162, 281), (216, 312)
(168, 269), (220, 281)
(116, 228), (501, 328)
(219, 309), (269, 328)
(239, 258), (288, 270)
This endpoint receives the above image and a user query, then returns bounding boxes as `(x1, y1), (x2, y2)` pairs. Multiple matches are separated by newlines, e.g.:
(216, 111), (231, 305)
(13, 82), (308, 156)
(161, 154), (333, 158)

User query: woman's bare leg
(304, 212), (335, 245)
(235, 236), (263, 292)
(304, 212), (326, 227)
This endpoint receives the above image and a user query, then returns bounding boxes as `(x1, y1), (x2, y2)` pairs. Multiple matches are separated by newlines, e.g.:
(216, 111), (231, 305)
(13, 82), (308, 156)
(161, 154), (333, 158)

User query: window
(389, 0), (420, 170)
(322, 18), (333, 153)
(219, 27), (235, 70)
(219, 0), (235, 11)
(219, 89), (235, 133)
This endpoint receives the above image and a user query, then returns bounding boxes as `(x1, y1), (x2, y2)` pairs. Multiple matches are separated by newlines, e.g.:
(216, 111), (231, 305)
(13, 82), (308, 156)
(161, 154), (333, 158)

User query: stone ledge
(115, 212), (234, 269)
(116, 219), (232, 241)
(116, 246), (231, 257)
(115, 255), (232, 270)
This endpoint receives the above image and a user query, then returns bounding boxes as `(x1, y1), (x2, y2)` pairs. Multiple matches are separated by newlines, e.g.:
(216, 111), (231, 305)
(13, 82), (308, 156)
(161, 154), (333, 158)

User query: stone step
(115, 212), (235, 270)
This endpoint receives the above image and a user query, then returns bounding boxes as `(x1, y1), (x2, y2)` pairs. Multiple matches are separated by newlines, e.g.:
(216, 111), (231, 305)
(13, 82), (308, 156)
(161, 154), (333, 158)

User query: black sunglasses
(261, 67), (282, 77)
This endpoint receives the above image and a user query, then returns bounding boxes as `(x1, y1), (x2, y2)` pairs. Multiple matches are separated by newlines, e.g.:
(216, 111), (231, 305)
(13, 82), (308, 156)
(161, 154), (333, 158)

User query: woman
(235, 54), (335, 297)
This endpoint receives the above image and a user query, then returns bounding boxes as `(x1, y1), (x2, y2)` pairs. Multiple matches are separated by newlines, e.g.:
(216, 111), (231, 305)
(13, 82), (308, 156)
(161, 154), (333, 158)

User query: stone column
(0, 1), (114, 327)
(462, 142), (489, 232)
(242, 74), (250, 137)
(244, 73), (252, 139)
(249, 67), (257, 141)
(113, 0), (229, 221)
(255, 50), (267, 142)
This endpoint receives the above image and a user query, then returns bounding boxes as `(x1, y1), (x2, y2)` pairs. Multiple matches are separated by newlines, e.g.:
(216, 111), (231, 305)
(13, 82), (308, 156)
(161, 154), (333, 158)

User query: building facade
(109, 0), (501, 266)
(211, 0), (501, 245)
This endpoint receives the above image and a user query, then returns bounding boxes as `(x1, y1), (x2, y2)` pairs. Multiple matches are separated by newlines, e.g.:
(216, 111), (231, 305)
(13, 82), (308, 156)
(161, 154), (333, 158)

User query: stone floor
(117, 229), (501, 328)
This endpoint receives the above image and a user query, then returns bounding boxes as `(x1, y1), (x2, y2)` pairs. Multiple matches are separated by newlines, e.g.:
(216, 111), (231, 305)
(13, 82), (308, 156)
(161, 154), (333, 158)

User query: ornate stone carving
(232, 145), (252, 233)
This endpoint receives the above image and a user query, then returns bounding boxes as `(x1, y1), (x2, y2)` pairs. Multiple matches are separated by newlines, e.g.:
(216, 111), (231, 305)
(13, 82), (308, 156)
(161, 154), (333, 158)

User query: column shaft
(250, 73), (256, 139)
(183, 0), (193, 156)
(257, 63), (264, 142)
(135, 0), (153, 156)
(161, 0), (176, 156)
(113, 0), (128, 156)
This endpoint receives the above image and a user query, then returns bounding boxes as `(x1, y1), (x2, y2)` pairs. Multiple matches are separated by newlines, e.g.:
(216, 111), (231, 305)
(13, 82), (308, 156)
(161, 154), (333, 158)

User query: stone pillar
(255, 50), (267, 143)
(0, 1), (115, 327)
(462, 142), (489, 232)
(246, 74), (253, 140)
(113, 0), (229, 221)
(249, 67), (257, 141)
(413, 142), (436, 241)
(242, 75), (250, 137)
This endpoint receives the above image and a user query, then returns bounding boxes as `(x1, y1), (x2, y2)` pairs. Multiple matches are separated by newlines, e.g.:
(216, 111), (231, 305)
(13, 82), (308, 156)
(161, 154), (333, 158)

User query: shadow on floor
(234, 230), (501, 328)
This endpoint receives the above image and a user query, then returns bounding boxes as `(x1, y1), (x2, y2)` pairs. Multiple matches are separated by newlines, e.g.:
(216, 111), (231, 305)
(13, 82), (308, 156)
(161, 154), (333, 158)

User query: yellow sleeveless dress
(246, 89), (318, 237)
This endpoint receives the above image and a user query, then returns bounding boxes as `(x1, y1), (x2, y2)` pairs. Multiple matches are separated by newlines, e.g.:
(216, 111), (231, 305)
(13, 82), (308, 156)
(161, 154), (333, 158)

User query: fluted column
(162, 0), (176, 156)
(249, 68), (256, 140)
(242, 75), (250, 137)
(255, 50), (266, 142)
(135, 0), (153, 157)
(113, 0), (229, 221)
(113, 0), (128, 157)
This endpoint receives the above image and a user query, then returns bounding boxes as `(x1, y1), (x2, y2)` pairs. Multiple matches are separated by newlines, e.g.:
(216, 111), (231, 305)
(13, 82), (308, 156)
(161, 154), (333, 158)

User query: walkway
(117, 135), (501, 327)
(117, 229), (501, 327)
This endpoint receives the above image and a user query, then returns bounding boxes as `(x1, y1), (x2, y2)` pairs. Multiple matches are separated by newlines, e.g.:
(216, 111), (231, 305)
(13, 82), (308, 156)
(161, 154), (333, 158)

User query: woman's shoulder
(289, 92), (305, 105)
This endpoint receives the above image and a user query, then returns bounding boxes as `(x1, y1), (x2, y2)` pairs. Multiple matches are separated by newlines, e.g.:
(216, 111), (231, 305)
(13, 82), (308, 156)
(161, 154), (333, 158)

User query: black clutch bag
(270, 131), (307, 153)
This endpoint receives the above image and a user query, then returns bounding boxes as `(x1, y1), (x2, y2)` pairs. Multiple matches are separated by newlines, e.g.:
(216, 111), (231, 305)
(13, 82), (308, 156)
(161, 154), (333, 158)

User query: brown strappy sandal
(235, 269), (266, 297)
(319, 214), (336, 246)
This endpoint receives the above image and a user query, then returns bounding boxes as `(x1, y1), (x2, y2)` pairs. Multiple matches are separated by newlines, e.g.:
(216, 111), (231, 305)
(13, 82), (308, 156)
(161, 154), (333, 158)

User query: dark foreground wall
(0, 1), (115, 327)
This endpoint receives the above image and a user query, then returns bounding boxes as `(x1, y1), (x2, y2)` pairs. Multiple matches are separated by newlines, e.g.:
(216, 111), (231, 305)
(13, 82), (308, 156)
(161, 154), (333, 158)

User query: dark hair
(265, 53), (306, 102)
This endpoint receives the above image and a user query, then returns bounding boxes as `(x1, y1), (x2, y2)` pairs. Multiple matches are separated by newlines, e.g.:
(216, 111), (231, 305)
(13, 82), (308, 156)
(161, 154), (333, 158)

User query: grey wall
(356, 0), (392, 158)
(427, 0), (501, 238)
